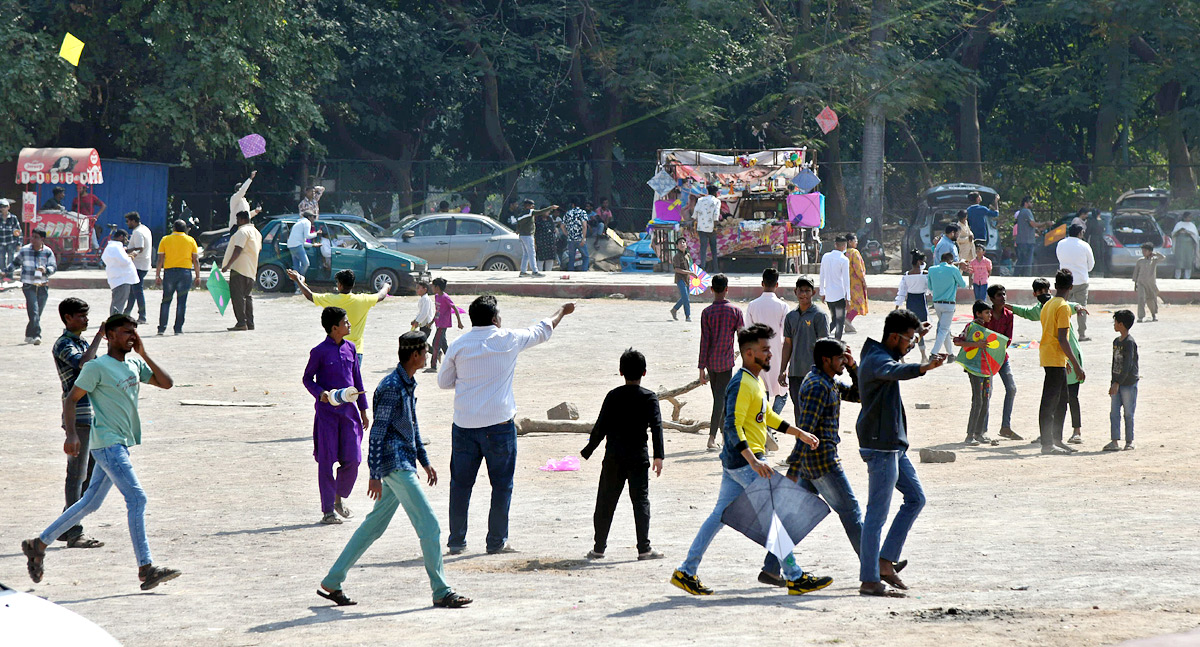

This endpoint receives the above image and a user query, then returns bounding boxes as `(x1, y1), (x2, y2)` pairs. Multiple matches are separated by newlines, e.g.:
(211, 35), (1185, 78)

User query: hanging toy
(749, 158), (758, 166)
(737, 156), (751, 168)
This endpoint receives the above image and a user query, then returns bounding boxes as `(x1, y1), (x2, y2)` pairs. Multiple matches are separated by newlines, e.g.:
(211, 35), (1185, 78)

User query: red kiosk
(15, 147), (105, 268)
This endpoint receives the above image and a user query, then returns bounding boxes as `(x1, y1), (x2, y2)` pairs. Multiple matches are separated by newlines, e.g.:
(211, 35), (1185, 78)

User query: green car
(255, 216), (430, 295)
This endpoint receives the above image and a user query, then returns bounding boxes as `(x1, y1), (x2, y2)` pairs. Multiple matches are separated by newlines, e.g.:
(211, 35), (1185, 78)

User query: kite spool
(326, 388), (362, 407)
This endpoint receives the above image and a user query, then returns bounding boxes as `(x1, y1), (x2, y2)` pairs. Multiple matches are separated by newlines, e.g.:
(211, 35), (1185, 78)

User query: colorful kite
(955, 322), (1008, 376)
(208, 266), (231, 316)
(688, 263), (712, 295)
(815, 106), (839, 134)
(238, 134), (266, 159)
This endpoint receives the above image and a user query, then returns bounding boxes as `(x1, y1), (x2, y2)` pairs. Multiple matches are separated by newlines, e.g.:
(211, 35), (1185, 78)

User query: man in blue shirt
(318, 331), (473, 609)
(856, 309), (946, 597)
(966, 191), (999, 246)
(927, 252), (967, 358)
(932, 224), (961, 265)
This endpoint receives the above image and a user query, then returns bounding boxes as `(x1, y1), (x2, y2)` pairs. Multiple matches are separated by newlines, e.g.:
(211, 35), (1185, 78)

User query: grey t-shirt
(1016, 208), (1036, 245)
(782, 305), (830, 377)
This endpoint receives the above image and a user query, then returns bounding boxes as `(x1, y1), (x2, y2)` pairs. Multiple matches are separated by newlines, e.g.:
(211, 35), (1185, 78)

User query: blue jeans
(673, 278), (691, 318)
(1016, 243), (1036, 276)
(996, 359), (1016, 429)
(763, 465), (863, 576)
(519, 235), (536, 273)
(932, 303), (956, 355)
(972, 283), (988, 303)
(1110, 385), (1137, 442)
(448, 420), (517, 552)
(40, 445), (152, 566)
(22, 284), (48, 339)
(679, 464), (804, 580)
(158, 268), (192, 334)
(858, 449), (925, 583)
(126, 269), (148, 320)
(566, 240), (589, 272)
(698, 231), (719, 271)
(289, 246), (310, 276)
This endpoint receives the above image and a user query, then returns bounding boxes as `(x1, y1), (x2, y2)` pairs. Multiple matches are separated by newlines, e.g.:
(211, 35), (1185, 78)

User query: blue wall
(35, 159), (170, 236)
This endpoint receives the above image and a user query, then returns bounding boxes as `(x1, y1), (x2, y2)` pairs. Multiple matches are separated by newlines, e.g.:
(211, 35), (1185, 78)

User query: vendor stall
(15, 148), (105, 269)
(647, 148), (824, 274)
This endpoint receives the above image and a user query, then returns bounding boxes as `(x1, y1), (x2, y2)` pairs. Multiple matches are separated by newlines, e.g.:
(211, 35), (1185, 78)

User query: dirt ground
(2, 285), (1199, 646)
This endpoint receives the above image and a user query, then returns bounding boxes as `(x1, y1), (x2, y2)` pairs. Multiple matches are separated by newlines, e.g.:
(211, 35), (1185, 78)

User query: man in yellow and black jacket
(671, 323), (831, 597)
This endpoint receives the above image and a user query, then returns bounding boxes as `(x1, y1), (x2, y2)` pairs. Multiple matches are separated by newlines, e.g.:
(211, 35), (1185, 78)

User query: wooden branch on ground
(662, 420), (706, 434)
(180, 400), (276, 408)
(516, 418), (592, 436)
(657, 379), (704, 421)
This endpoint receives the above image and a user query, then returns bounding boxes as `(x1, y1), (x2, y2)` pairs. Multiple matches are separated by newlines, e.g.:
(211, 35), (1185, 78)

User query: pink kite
(816, 107), (839, 134)
(539, 456), (580, 472)
(787, 193), (824, 227)
(238, 134), (266, 159)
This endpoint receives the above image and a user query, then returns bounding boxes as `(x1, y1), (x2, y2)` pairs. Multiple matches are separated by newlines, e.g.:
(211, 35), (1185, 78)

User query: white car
(0, 583), (122, 645)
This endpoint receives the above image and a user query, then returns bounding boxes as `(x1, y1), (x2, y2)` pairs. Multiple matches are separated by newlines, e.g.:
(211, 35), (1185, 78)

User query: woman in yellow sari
(844, 233), (868, 333)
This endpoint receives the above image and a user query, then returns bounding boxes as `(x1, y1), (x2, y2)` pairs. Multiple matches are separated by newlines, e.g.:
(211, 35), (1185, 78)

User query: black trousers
(1039, 367), (1069, 448)
(828, 299), (847, 340)
(58, 424), (94, 542)
(592, 459), (651, 554)
(707, 369), (732, 440)
(1067, 382), (1081, 429)
(229, 271), (255, 328)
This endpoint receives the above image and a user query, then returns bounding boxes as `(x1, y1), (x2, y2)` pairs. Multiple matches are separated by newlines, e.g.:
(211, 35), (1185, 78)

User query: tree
(0, 1), (83, 159)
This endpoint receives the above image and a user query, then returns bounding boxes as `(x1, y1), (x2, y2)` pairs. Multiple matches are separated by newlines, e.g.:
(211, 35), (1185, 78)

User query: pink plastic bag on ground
(539, 456), (580, 472)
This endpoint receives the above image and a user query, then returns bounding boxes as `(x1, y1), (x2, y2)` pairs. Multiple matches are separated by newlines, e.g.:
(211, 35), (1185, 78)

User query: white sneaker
(23, 337), (33, 344)
(844, 322), (858, 334)
(32, 337), (41, 345)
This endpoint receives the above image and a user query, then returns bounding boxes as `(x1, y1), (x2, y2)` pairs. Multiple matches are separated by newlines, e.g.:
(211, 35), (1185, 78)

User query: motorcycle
(859, 217), (889, 274)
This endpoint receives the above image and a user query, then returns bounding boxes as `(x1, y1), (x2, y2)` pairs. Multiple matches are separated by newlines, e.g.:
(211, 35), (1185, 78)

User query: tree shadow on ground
(210, 522), (321, 536)
(247, 605), (428, 633)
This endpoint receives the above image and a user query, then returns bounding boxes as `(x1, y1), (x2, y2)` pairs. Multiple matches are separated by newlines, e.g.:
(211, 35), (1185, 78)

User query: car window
(262, 223), (279, 245)
(455, 218), (493, 236)
(323, 223), (362, 250)
(413, 218), (450, 237)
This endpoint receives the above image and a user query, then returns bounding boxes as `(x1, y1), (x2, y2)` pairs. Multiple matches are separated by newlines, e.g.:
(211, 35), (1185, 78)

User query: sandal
(139, 565), (182, 590)
(859, 584), (906, 598)
(21, 539), (44, 583)
(67, 535), (105, 549)
(882, 573), (909, 590)
(317, 588), (357, 606)
(433, 592), (473, 608)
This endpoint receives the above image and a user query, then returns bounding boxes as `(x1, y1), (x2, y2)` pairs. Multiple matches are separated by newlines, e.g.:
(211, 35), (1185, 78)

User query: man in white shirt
(102, 230), (140, 316)
(229, 171), (257, 229)
(287, 212), (318, 284)
(745, 267), (791, 414)
(124, 212), (153, 324)
(1056, 223), (1096, 339)
(693, 185), (722, 272)
(819, 235), (852, 340)
(438, 296), (575, 555)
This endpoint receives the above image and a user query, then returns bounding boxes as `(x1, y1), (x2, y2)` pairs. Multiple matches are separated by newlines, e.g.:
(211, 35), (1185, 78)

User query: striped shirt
(53, 330), (93, 426)
(437, 320), (554, 428)
(368, 367), (428, 480)
(7, 244), (56, 285)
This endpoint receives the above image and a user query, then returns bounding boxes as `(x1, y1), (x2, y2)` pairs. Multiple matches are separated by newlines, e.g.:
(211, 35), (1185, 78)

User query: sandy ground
(2, 285), (1199, 646)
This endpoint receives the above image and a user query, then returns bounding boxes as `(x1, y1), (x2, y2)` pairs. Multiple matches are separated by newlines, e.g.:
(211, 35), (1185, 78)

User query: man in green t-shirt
(22, 314), (182, 590)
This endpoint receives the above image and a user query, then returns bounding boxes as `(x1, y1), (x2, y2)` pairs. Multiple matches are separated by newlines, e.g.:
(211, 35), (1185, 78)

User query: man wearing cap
(0, 199), (22, 271)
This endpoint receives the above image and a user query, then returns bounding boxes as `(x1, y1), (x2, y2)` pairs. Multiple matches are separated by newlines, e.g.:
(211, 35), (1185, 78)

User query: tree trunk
(1156, 81), (1197, 200)
(859, 0), (890, 230)
(820, 127), (849, 229)
(894, 119), (934, 187)
(1093, 36), (1126, 169)
(956, 2), (1000, 184)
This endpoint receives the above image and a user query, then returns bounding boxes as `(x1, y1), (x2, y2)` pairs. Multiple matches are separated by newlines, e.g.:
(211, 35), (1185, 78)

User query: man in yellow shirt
(154, 220), (201, 336)
(671, 323), (825, 597)
(1038, 269), (1086, 455)
(289, 268), (389, 364)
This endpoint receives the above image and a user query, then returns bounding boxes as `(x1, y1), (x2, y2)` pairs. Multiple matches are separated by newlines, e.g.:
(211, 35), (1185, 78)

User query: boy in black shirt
(1106, 310), (1139, 451)
(580, 348), (665, 561)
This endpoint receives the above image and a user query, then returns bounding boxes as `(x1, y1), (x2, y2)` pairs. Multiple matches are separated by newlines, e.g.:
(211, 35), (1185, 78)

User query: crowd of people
(4, 180), (1166, 613)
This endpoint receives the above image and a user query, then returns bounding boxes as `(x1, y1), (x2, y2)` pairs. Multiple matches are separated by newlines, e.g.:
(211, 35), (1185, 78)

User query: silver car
(379, 213), (521, 271)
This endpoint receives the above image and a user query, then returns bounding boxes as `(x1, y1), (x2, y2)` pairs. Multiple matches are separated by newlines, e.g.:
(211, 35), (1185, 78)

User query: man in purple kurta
(303, 307), (369, 525)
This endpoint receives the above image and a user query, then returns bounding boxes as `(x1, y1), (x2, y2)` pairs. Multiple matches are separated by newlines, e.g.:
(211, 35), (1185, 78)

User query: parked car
(1115, 187), (1170, 215)
(905, 183), (1001, 261)
(200, 213), (384, 267)
(255, 216), (430, 295)
(620, 233), (659, 272)
(379, 213), (520, 271)
(1, 582), (121, 645)
(1034, 211), (1173, 277)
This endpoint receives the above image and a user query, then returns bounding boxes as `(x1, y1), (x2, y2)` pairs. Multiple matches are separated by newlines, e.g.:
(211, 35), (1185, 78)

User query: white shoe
(844, 322), (858, 334)
(23, 337), (33, 344)
(32, 337), (41, 345)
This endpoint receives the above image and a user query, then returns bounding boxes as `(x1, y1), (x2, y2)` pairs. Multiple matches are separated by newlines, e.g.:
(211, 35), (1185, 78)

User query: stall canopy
(16, 148), (104, 185)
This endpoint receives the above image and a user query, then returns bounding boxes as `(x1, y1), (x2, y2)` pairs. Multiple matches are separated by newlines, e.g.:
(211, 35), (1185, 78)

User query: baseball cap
(0, 198), (11, 207)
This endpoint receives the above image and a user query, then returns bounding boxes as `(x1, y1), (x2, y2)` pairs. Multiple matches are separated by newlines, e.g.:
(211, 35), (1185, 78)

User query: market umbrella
(687, 263), (711, 296)
(207, 266), (231, 316)
(720, 472), (830, 564)
(954, 322), (1008, 376)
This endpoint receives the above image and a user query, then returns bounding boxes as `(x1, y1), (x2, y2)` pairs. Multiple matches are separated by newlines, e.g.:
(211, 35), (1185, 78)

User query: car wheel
(482, 256), (515, 272)
(371, 268), (400, 295)
(257, 264), (284, 292)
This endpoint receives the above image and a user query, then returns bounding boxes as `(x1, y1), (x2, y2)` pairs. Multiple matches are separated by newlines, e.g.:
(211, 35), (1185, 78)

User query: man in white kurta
(745, 268), (792, 414)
